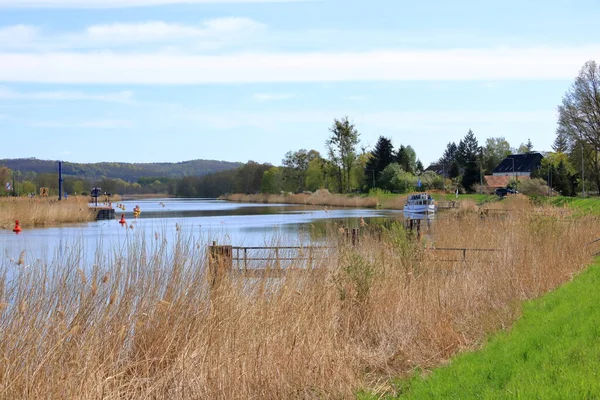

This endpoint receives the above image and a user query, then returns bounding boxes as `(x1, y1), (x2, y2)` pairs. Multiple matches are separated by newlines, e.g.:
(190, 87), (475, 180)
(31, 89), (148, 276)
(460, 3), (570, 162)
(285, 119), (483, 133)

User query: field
(363, 258), (600, 399)
(0, 196), (97, 229)
(0, 201), (597, 399)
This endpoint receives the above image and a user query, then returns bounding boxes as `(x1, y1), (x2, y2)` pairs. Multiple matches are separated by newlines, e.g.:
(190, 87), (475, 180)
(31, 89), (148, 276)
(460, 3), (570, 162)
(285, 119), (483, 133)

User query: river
(0, 198), (417, 266)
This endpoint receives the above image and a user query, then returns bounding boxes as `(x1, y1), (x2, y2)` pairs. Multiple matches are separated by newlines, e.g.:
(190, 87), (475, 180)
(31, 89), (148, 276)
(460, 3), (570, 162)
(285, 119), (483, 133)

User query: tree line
(2, 60), (598, 199)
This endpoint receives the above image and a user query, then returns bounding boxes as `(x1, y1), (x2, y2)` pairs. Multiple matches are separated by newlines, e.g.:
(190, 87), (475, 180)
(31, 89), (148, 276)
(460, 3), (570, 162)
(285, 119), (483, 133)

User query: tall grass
(0, 197), (96, 228)
(0, 209), (597, 398)
(221, 192), (379, 208)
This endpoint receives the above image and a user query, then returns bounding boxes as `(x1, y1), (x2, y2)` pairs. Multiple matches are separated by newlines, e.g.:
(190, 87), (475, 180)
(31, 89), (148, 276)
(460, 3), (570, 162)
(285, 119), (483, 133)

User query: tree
(261, 167), (283, 194)
(415, 159), (424, 174)
(0, 166), (12, 196)
(557, 60), (600, 192)
(552, 129), (570, 153)
(439, 142), (460, 178)
(281, 149), (319, 193)
(532, 152), (577, 196)
(483, 137), (512, 174)
(525, 138), (534, 152)
(517, 139), (533, 153)
(364, 136), (394, 189)
(396, 145), (417, 174)
(456, 129), (479, 167)
(326, 116), (360, 193)
(305, 156), (325, 192)
(234, 161), (272, 194)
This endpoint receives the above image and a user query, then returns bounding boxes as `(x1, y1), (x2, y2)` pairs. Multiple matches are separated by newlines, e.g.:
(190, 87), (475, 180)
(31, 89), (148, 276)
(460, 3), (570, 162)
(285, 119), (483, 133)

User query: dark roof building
(492, 152), (543, 177)
(424, 163), (448, 177)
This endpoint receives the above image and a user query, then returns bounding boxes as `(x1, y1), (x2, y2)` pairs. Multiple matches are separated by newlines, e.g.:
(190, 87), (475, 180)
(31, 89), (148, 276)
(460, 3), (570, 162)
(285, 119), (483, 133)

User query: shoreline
(218, 192), (401, 209)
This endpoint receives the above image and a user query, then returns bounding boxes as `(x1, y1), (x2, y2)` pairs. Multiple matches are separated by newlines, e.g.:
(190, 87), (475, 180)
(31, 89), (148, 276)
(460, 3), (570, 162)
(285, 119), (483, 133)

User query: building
(424, 163), (448, 177)
(492, 152), (543, 177)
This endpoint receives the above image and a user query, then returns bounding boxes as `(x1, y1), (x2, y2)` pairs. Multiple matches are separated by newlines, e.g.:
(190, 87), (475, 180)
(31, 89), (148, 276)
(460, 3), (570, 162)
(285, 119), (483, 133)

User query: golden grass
(0, 210), (597, 399)
(0, 196), (96, 228)
(222, 191), (379, 208)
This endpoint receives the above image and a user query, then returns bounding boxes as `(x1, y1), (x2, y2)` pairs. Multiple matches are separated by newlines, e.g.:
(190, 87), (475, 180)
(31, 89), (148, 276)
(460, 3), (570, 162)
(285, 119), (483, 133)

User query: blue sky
(0, 0), (598, 167)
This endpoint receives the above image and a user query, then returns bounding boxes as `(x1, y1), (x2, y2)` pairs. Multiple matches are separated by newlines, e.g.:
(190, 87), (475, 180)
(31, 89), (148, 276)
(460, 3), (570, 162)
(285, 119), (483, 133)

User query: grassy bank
(365, 257), (600, 399)
(221, 191), (380, 208)
(544, 196), (600, 215)
(219, 191), (499, 210)
(0, 197), (96, 229)
(0, 206), (597, 398)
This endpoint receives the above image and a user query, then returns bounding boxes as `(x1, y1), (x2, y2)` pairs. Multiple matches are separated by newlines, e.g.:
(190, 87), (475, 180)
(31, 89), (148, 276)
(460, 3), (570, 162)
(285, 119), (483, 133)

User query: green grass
(432, 193), (497, 205)
(359, 259), (600, 400)
(545, 196), (600, 215)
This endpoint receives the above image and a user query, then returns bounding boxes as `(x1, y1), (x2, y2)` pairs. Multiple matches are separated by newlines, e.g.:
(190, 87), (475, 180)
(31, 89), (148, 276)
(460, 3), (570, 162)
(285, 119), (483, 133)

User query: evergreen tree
(461, 161), (480, 192)
(416, 159), (424, 174)
(552, 129), (570, 153)
(439, 142), (460, 178)
(395, 145), (417, 174)
(553, 160), (574, 196)
(525, 138), (534, 152)
(456, 129), (479, 167)
(364, 136), (394, 189)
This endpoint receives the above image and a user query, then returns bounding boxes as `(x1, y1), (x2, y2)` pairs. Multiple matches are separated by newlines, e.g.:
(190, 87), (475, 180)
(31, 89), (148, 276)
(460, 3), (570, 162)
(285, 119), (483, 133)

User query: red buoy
(13, 220), (22, 234)
(119, 214), (126, 225)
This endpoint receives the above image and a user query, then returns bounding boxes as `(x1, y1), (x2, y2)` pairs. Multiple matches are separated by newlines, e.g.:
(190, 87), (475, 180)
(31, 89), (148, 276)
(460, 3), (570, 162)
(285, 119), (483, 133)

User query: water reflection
(0, 198), (410, 265)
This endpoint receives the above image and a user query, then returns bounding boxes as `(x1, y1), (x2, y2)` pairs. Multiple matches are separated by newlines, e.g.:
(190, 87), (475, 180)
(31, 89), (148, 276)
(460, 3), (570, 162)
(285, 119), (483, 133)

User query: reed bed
(221, 192), (379, 208)
(0, 210), (598, 399)
(0, 197), (96, 229)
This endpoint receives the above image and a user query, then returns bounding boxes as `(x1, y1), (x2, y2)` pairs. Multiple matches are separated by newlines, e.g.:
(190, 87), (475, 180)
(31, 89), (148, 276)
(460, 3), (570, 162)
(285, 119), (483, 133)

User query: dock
(90, 206), (115, 221)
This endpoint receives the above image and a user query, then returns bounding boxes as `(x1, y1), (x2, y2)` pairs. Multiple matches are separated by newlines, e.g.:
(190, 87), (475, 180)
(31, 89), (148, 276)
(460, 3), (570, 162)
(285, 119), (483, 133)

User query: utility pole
(58, 161), (64, 201)
(366, 169), (376, 189)
(548, 167), (552, 197)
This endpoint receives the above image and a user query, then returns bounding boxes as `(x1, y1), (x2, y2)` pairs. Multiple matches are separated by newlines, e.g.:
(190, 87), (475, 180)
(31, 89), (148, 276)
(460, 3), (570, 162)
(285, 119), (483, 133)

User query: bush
(518, 178), (549, 196)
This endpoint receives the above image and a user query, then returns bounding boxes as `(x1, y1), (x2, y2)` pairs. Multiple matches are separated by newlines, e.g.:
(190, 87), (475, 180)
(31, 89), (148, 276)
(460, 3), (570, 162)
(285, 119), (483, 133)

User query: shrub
(518, 178), (549, 196)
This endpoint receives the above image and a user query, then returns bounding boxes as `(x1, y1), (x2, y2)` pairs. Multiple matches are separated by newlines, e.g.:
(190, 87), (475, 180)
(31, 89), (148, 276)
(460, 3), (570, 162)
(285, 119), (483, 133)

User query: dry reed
(0, 208), (597, 399)
(0, 197), (96, 229)
(221, 191), (379, 208)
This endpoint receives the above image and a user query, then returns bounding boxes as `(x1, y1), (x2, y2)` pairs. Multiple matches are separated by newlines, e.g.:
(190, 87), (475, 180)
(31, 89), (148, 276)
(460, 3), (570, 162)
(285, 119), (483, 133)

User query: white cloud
(0, 18), (266, 51)
(0, 86), (135, 103)
(84, 18), (265, 45)
(0, 25), (39, 49)
(0, 0), (305, 8)
(0, 47), (597, 84)
(28, 119), (133, 128)
(179, 109), (556, 131)
(252, 93), (295, 101)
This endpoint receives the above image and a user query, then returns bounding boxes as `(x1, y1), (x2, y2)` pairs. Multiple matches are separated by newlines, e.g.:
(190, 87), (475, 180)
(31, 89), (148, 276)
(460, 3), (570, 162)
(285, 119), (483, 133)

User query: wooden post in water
(351, 228), (358, 247)
(208, 242), (233, 291)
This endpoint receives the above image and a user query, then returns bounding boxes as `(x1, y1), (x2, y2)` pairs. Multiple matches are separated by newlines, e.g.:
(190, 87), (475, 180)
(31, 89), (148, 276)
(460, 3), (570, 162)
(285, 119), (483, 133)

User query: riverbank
(363, 257), (600, 399)
(220, 191), (381, 208)
(220, 191), (515, 211)
(1, 207), (596, 398)
(0, 197), (96, 229)
(120, 193), (173, 200)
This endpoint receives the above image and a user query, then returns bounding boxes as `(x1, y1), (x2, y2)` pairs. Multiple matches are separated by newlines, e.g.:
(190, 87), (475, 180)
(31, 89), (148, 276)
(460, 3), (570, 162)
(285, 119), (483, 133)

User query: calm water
(0, 198), (414, 265)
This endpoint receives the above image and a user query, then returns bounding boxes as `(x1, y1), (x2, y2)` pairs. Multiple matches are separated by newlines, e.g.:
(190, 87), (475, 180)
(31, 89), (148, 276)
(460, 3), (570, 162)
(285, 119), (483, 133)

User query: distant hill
(0, 158), (242, 182)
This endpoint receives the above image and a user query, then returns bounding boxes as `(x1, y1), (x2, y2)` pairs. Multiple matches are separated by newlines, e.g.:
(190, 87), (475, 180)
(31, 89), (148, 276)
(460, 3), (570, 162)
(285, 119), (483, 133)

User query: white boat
(403, 193), (436, 214)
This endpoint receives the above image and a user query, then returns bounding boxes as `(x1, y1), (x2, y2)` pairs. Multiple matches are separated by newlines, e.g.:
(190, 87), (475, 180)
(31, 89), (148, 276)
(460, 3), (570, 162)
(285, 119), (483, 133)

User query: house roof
(424, 163), (447, 177)
(484, 175), (529, 188)
(492, 152), (543, 175)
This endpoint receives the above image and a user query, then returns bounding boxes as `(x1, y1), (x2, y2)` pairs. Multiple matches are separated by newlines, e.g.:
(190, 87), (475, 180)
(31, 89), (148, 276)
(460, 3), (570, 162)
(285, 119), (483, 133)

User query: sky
(0, 0), (598, 167)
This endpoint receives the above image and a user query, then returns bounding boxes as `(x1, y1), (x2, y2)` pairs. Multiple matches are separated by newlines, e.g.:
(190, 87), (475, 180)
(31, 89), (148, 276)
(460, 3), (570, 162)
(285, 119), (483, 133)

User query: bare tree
(557, 60), (600, 192)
